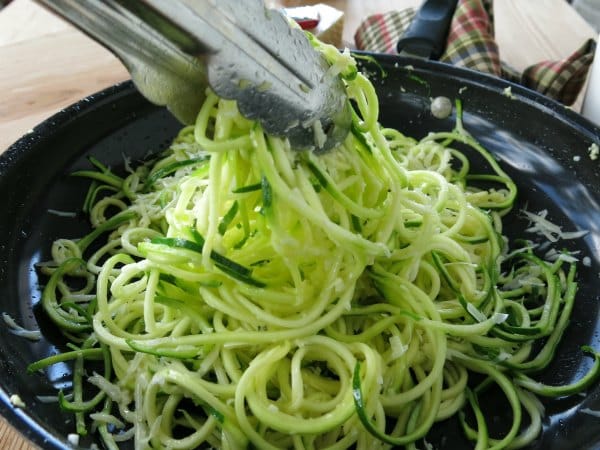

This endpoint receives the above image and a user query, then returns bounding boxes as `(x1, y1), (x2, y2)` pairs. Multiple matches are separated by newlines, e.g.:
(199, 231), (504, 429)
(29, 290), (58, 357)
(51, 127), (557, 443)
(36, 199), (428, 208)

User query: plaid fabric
(354, 8), (416, 54)
(440, 0), (501, 75)
(353, 0), (596, 106)
(519, 39), (597, 105)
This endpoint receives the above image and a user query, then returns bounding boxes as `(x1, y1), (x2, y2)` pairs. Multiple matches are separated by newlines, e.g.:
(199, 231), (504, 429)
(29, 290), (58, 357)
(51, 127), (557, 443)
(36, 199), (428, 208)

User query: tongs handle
(35, 0), (208, 124)
(396, 0), (458, 59)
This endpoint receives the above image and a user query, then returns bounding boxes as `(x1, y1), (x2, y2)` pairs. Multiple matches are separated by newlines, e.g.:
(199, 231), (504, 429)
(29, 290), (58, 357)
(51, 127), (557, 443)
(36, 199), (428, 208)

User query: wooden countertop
(0, 0), (595, 448)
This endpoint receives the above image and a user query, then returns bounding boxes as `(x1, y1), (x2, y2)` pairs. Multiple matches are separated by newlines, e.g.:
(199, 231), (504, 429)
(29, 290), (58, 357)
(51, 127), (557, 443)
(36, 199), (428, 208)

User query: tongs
(35, 0), (351, 152)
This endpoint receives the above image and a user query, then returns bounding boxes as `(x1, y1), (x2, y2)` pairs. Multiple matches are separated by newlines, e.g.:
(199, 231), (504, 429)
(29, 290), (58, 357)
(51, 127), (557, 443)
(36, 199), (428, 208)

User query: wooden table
(0, 0), (595, 448)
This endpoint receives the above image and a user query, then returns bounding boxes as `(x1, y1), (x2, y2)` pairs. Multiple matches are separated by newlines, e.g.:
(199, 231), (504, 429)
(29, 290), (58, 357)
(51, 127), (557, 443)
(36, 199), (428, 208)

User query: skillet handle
(396, 0), (458, 59)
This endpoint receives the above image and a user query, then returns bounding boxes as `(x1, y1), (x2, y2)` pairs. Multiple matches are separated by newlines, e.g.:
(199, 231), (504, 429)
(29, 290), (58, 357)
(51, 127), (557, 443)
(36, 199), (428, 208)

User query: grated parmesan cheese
(466, 303), (487, 322)
(544, 248), (580, 263)
(47, 209), (77, 218)
(10, 394), (26, 408)
(589, 143), (599, 160)
(324, 47), (352, 79)
(496, 351), (513, 362)
(389, 335), (408, 360)
(561, 230), (589, 239)
(492, 312), (509, 324)
(312, 120), (327, 150)
(503, 86), (516, 99)
(521, 209), (588, 243)
(67, 433), (80, 446)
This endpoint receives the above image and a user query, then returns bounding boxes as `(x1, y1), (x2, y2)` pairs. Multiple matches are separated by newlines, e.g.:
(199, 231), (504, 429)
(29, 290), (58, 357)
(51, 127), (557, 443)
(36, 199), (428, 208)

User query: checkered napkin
(354, 0), (597, 105)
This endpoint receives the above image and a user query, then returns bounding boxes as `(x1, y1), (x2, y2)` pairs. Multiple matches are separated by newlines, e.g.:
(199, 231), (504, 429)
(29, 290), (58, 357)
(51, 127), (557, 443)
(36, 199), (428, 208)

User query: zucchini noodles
(31, 37), (599, 450)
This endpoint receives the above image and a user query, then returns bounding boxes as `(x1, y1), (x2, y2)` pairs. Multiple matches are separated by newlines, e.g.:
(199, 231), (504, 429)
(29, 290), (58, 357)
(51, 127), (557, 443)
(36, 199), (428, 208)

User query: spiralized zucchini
(32, 37), (598, 450)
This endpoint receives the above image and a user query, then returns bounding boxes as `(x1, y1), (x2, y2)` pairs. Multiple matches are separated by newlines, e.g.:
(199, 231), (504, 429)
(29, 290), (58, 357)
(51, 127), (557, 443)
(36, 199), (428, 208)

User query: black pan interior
(0, 55), (599, 449)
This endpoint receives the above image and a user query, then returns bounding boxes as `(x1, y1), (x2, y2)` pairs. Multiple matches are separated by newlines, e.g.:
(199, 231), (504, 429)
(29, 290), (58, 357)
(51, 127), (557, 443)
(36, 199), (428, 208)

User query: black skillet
(0, 54), (599, 449)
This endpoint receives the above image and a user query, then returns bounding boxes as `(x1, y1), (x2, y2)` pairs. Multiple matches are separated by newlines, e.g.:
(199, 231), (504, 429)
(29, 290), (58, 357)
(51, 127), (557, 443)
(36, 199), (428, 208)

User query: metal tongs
(35, 0), (351, 152)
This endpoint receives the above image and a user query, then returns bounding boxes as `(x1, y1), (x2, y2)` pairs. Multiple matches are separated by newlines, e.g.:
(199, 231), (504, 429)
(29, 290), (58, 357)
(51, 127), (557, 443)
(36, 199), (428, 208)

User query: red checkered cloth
(354, 0), (596, 105)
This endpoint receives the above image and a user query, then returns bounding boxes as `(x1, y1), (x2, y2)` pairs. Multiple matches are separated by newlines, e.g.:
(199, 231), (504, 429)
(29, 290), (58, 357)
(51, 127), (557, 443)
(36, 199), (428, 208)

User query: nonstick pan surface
(0, 54), (599, 449)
